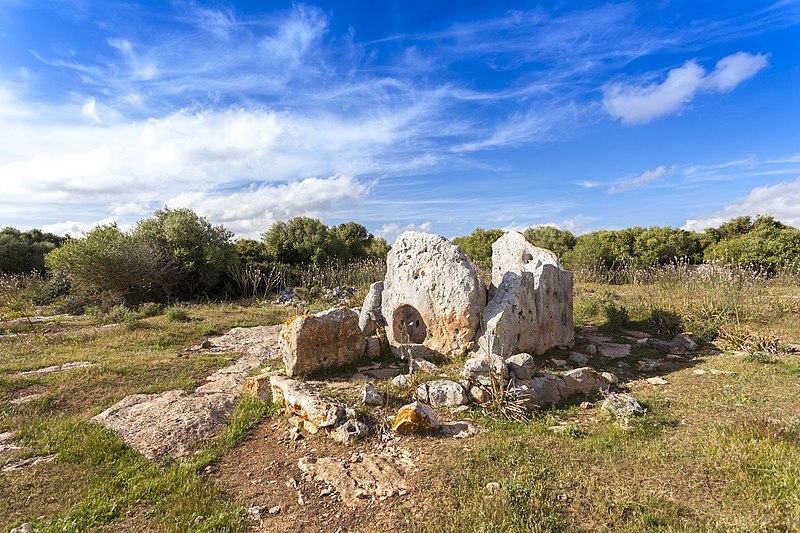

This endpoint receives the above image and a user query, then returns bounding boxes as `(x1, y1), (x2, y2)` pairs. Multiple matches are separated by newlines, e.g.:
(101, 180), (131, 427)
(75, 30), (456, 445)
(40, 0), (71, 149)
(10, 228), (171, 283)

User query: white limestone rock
(505, 353), (536, 380)
(415, 379), (468, 408)
(359, 281), (385, 336)
(477, 232), (574, 357)
(270, 375), (344, 428)
(278, 307), (366, 376)
(382, 231), (486, 357)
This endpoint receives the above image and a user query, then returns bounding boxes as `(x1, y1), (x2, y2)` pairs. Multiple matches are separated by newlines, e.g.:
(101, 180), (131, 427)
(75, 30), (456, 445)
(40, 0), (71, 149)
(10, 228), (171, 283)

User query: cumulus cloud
(81, 96), (100, 123)
(376, 222), (433, 243)
(609, 164), (677, 194)
(683, 177), (800, 231)
(167, 175), (371, 238)
(603, 52), (769, 124)
(41, 216), (123, 237)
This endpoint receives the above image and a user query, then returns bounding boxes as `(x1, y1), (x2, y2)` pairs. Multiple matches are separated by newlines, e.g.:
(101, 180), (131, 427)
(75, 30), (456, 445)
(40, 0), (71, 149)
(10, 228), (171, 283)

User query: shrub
(164, 307), (193, 322)
(649, 309), (683, 338)
(137, 302), (164, 318)
(602, 303), (629, 332)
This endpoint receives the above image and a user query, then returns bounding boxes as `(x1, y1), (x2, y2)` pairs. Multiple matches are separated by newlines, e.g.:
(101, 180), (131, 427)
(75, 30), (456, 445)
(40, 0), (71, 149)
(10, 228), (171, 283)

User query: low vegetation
(1, 214), (798, 531)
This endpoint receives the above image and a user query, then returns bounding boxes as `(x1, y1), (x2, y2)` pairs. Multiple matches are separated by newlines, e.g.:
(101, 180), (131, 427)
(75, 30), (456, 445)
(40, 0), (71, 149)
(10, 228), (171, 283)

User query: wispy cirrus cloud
(603, 52), (769, 124)
(609, 164), (677, 194)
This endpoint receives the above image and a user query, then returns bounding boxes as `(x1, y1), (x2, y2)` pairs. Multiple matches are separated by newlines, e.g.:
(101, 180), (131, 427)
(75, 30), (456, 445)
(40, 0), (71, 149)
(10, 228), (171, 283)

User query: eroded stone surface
(510, 367), (614, 409)
(92, 390), (237, 459)
(270, 375), (344, 429)
(16, 361), (95, 377)
(505, 353), (536, 380)
(245, 374), (273, 402)
(392, 401), (440, 434)
(477, 232), (574, 356)
(358, 281), (385, 336)
(279, 308), (366, 376)
(382, 231), (486, 357)
(298, 453), (414, 506)
(415, 380), (468, 407)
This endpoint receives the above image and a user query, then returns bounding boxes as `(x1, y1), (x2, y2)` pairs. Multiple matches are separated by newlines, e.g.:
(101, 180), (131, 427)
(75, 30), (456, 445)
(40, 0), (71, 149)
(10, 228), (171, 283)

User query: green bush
(164, 307), (193, 322)
(137, 302), (164, 318)
(649, 308), (683, 338)
(602, 303), (629, 332)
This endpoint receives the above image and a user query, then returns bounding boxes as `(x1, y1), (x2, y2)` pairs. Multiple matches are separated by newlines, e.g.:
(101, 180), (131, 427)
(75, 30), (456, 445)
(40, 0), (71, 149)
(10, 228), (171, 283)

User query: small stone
(568, 352), (589, 365)
(485, 482), (501, 493)
(366, 337), (381, 358)
(600, 372), (619, 384)
(362, 383), (383, 406)
(10, 523), (35, 533)
(693, 369), (707, 375)
(200, 339), (213, 349)
(411, 359), (439, 374)
(416, 380), (468, 407)
(391, 374), (411, 387)
(467, 385), (490, 404)
(580, 401), (592, 409)
(551, 358), (568, 368)
(331, 418), (370, 444)
(646, 376), (670, 385)
(505, 353), (535, 380)
(598, 343), (631, 359)
(636, 359), (664, 372)
(672, 333), (698, 351)
(392, 402), (440, 434)
(710, 369), (735, 376)
(244, 374), (273, 403)
(585, 344), (597, 355)
(247, 505), (266, 519)
(269, 505), (281, 515)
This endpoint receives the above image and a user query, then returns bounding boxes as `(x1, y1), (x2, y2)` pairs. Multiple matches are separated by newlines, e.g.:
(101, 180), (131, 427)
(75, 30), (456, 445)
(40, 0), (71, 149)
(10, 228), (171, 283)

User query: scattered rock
(244, 374), (273, 402)
(672, 333), (698, 351)
(392, 402), (441, 434)
(461, 354), (508, 385)
(365, 337), (381, 358)
(411, 358), (439, 374)
(382, 231), (486, 357)
(248, 505), (267, 519)
(298, 453), (413, 506)
(9, 393), (43, 405)
(511, 368), (615, 409)
(622, 329), (649, 339)
(561, 367), (611, 396)
(391, 374), (411, 387)
(601, 392), (644, 423)
(693, 368), (707, 375)
(646, 376), (670, 385)
(600, 371), (619, 384)
(439, 421), (484, 438)
(710, 369), (735, 376)
(359, 281), (385, 336)
(415, 380), (468, 408)
(279, 308), (367, 377)
(270, 376), (344, 429)
(16, 361), (95, 377)
(2, 453), (57, 473)
(568, 352), (589, 365)
(331, 419), (370, 444)
(636, 359), (666, 372)
(585, 344), (597, 355)
(551, 358), (568, 368)
(269, 505), (281, 515)
(362, 383), (383, 406)
(597, 343), (631, 359)
(10, 523), (34, 533)
(505, 353), (536, 380)
(636, 337), (685, 355)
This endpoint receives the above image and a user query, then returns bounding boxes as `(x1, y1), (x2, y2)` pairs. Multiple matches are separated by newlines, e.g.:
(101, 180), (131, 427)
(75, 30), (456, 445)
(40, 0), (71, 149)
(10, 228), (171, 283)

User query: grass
(1, 262), (799, 531)
(0, 303), (291, 531)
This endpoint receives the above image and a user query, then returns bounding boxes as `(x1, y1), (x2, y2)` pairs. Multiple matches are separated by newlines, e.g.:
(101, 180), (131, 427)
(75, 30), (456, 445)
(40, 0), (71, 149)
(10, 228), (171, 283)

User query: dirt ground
(212, 416), (448, 533)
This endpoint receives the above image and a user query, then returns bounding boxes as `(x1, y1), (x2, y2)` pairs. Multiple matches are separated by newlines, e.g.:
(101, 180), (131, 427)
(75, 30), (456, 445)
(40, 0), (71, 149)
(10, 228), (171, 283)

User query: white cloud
(609, 164), (677, 194)
(603, 52), (768, 124)
(683, 177), (800, 231)
(574, 180), (602, 188)
(41, 216), (123, 237)
(376, 222), (433, 244)
(81, 96), (100, 123)
(166, 175), (371, 238)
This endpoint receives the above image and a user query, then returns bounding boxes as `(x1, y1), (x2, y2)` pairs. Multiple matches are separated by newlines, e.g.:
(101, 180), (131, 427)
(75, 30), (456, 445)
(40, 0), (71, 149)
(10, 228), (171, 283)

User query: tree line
(0, 210), (389, 307)
(453, 215), (800, 272)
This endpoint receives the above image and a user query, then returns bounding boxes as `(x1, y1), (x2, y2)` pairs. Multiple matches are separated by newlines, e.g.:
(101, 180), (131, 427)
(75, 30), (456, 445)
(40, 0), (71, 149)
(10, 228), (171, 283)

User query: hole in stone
(523, 253), (533, 263)
(322, 356), (328, 362)
(392, 304), (428, 344)
(516, 333), (521, 343)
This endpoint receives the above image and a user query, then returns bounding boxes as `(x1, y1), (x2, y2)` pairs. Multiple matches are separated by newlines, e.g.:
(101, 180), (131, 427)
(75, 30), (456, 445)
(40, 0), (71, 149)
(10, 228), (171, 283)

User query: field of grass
(1, 264), (799, 531)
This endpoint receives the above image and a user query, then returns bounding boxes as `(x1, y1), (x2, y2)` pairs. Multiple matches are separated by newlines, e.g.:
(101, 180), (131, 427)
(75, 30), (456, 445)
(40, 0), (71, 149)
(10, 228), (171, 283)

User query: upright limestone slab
(279, 308), (366, 376)
(381, 231), (486, 357)
(478, 232), (574, 356)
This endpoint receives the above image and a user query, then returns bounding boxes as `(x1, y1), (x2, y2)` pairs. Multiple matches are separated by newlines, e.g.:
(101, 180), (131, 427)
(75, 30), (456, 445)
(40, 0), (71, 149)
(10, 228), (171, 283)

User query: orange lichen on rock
(392, 401), (440, 435)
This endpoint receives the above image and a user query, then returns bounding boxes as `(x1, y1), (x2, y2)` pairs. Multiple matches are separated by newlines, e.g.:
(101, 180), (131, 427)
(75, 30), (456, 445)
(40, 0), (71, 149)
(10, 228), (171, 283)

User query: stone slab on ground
(298, 453), (414, 506)
(16, 361), (95, 377)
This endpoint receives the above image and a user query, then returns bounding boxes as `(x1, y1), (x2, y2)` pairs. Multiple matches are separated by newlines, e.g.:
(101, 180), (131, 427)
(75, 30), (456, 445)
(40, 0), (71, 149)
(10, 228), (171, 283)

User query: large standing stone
(382, 231), (486, 357)
(279, 307), (367, 376)
(477, 232), (574, 356)
(359, 281), (385, 336)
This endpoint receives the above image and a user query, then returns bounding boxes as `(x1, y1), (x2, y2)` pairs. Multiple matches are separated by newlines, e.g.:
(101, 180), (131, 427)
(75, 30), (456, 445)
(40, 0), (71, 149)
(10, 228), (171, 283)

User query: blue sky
(1, 1), (799, 241)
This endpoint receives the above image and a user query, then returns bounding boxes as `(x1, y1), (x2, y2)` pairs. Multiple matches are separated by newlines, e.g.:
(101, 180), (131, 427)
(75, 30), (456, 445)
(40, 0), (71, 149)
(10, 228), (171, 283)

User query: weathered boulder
(366, 337), (381, 358)
(568, 351), (589, 365)
(381, 231), (486, 357)
(510, 368), (615, 410)
(505, 353), (536, 380)
(392, 402), (441, 434)
(560, 367), (610, 396)
(331, 418), (370, 444)
(476, 232), (574, 356)
(270, 375), (344, 429)
(415, 380), (468, 407)
(461, 354), (508, 386)
(362, 383), (383, 406)
(359, 281), (385, 336)
(672, 333), (698, 351)
(278, 308), (366, 376)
